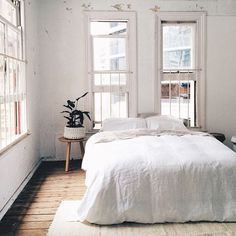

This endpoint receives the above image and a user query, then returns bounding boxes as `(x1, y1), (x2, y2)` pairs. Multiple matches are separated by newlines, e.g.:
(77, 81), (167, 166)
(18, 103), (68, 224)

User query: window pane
(93, 38), (126, 71)
(9, 101), (15, 138)
(0, 56), (5, 148)
(94, 93), (101, 122)
(161, 80), (195, 127)
(170, 82), (180, 118)
(163, 24), (194, 69)
(101, 93), (110, 120)
(8, 59), (16, 93)
(0, 56), (4, 97)
(0, 22), (4, 53)
(7, 27), (21, 58)
(0, 0), (17, 25)
(111, 73), (126, 85)
(179, 82), (189, 120)
(94, 73), (127, 86)
(94, 74), (110, 86)
(18, 61), (25, 94)
(19, 98), (27, 133)
(94, 92), (111, 122)
(0, 103), (6, 149)
(111, 92), (127, 118)
(91, 21), (127, 36)
(161, 81), (170, 115)
(94, 92), (128, 123)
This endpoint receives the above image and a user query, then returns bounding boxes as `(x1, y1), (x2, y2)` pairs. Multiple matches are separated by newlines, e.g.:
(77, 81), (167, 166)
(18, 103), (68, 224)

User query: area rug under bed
(47, 201), (236, 236)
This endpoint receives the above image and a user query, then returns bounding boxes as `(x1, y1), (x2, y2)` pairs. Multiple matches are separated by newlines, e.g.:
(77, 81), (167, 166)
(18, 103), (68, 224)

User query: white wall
(206, 16), (236, 147)
(38, 0), (236, 159)
(0, 0), (40, 218)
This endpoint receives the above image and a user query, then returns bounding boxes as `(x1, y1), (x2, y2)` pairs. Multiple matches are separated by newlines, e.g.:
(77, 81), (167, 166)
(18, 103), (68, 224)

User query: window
(0, 0), (26, 151)
(85, 12), (137, 129)
(156, 12), (206, 128)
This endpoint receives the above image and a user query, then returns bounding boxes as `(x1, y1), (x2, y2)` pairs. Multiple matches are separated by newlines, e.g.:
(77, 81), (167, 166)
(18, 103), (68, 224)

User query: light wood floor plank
(15, 229), (47, 236)
(0, 160), (83, 235)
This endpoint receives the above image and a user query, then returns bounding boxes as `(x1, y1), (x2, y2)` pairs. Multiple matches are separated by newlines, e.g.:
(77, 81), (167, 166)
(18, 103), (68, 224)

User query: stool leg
(65, 142), (71, 172)
(79, 141), (85, 158)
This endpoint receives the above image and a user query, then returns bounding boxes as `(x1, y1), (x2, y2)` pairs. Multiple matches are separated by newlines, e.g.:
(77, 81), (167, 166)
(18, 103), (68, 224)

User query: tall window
(0, 0), (26, 150)
(156, 13), (206, 128)
(86, 12), (137, 129)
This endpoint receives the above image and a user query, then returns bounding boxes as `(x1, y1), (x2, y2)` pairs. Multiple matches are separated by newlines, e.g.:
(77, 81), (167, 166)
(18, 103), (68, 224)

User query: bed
(76, 116), (236, 225)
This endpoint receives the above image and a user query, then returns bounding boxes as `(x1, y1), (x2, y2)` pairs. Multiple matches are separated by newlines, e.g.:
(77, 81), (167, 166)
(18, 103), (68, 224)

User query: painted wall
(38, 0), (236, 159)
(206, 16), (236, 147)
(0, 0), (40, 218)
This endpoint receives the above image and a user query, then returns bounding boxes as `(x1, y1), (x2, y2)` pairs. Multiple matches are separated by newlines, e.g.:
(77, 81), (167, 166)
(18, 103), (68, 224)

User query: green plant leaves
(62, 92), (91, 128)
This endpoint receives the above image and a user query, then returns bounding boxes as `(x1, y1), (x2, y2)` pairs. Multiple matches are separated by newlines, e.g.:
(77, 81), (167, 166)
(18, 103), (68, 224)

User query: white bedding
(77, 129), (236, 225)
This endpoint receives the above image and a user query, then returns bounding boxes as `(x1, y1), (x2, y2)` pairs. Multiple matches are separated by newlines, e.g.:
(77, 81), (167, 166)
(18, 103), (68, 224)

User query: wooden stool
(58, 137), (87, 172)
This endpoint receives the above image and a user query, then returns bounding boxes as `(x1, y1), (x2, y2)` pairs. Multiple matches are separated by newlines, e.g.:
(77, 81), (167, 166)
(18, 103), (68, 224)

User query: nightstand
(210, 133), (226, 143)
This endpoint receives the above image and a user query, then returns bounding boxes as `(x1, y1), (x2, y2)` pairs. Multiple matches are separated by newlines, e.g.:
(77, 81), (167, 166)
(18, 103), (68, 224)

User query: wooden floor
(0, 160), (86, 236)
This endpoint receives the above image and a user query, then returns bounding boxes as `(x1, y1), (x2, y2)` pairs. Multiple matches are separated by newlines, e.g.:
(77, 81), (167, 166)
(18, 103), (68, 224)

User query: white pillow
(145, 115), (187, 131)
(101, 118), (146, 131)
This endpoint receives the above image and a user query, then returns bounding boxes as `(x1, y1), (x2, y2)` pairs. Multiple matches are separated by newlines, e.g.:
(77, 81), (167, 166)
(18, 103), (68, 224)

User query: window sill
(0, 132), (30, 156)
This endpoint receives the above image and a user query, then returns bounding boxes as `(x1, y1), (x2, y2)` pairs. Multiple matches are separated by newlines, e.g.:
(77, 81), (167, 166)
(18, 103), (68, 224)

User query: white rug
(47, 201), (236, 236)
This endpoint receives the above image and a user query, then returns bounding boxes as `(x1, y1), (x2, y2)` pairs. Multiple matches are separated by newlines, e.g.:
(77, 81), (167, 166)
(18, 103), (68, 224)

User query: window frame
(0, 0), (28, 154)
(155, 12), (206, 129)
(84, 11), (137, 129)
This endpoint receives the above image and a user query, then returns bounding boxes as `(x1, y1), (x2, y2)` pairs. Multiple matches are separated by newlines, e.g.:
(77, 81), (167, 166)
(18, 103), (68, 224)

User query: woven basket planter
(64, 127), (86, 139)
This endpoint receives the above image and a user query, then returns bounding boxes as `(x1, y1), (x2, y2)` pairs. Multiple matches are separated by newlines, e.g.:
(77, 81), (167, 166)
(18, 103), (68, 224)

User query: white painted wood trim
(84, 11), (137, 122)
(0, 158), (42, 220)
(0, 132), (30, 156)
(155, 11), (206, 128)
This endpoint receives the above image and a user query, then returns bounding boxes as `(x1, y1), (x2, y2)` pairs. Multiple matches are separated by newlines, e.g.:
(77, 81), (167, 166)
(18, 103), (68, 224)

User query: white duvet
(77, 129), (236, 224)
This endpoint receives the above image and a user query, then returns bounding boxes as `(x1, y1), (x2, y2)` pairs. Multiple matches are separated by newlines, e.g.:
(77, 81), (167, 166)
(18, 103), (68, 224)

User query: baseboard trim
(0, 158), (42, 220)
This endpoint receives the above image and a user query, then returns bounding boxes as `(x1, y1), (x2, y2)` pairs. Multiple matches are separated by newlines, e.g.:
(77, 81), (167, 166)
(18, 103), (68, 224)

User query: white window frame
(155, 12), (206, 129)
(0, 0), (27, 153)
(84, 11), (137, 128)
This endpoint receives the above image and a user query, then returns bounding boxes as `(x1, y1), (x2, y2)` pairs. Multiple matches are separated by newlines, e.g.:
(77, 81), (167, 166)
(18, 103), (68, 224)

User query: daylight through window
(161, 22), (198, 127)
(0, 0), (27, 150)
(87, 12), (137, 129)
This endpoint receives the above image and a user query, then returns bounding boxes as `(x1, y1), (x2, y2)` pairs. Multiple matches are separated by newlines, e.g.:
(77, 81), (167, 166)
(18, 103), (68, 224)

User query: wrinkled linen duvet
(77, 129), (236, 224)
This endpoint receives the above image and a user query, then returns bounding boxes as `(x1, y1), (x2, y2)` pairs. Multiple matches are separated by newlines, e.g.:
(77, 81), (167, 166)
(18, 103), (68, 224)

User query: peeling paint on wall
(66, 7), (72, 12)
(149, 5), (161, 12)
(110, 3), (132, 11)
(81, 3), (93, 10)
(79, 0), (236, 16)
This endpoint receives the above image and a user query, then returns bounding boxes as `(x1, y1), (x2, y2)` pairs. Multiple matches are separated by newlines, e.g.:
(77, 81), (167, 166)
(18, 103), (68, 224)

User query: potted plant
(61, 92), (91, 139)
